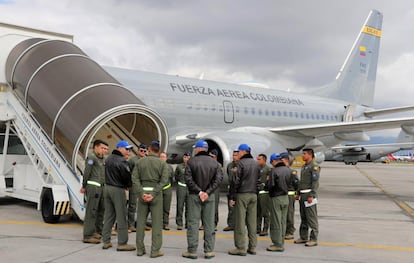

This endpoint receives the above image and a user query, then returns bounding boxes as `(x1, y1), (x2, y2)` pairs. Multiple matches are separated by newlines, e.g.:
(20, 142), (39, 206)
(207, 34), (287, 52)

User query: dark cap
(150, 140), (160, 148)
(280, 152), (289, 159)
(209, 149), (218, 157)
(183, 151), (191, 157)
(138, 143), (147, 149)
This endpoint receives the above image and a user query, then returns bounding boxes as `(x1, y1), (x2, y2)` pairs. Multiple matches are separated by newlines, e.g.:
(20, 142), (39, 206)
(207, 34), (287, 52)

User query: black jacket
(105, 150), (132, 188)
(229, 153), (261, 200)
(265, 162), (290, 197)
(185, 151), (222, 195)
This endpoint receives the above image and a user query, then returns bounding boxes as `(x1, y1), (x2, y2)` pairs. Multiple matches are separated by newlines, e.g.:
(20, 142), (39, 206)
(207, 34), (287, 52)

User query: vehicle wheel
(41, 188), (60, 223)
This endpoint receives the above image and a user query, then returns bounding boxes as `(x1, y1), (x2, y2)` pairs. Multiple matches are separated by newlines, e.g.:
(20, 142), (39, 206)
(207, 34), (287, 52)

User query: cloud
(0, 0), (414, 113)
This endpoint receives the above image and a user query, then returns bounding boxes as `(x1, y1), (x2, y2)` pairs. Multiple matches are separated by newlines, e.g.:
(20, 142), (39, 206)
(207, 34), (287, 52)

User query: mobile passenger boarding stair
(0, 23), (168, 223)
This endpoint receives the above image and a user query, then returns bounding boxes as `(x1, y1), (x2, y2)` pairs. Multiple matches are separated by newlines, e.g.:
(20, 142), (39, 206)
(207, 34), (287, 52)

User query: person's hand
(295, 194), (300, 201)
(146, 194), (154, 202)
(80, 187), (86, 194)
(307, 196), (313, 204)
(229, 200), (236, 207)
(199, 191), (208, 202)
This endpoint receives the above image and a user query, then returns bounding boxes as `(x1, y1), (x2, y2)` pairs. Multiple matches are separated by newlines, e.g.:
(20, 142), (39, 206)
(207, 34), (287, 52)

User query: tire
(41, 188), (60, 223)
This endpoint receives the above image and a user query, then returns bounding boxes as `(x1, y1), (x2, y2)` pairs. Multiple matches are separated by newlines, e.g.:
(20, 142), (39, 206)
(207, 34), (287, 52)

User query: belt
(163, 183), (171, 190)
(87, 180), (102, 187)
(300, 189), (312, 193)
(178, 181), (187, 187)
(258, 190), (269, 194)
(143, 187), (154, 191)
(288, 191), (296, 196)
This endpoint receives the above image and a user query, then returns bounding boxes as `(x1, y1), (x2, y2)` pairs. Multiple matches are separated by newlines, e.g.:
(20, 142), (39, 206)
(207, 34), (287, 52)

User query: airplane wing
(332, 142), (414, 150)
(269, 117), (414, 138)
(364, 105), (414, 118)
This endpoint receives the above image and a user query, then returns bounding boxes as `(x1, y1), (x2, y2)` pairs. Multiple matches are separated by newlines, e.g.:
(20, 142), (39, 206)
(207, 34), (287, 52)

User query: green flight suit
(257, 164), (272, 233)
(128, 155), (141, 228)
(298, 160), (320, 242)
(134, 154), (169, 255)
(174, 163), (188, 228)
(162, 164), (174, 227)
(286, 168), (299, 236)
(82, 152), (105, 239)
(225, 162), (237, 228)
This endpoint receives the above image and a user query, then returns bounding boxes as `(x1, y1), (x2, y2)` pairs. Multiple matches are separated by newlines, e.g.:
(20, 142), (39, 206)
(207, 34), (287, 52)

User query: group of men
(81, 138), (320, 259)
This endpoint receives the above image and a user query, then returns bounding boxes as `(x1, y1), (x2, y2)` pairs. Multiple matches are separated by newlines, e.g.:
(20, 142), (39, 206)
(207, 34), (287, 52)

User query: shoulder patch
(313, 166), (319, 171)
(88, 159), (94, 165)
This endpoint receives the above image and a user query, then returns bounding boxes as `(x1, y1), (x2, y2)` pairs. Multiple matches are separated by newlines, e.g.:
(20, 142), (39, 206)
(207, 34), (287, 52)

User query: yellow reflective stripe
(143, 187), (154, 191)
(163, 183), (171, 190)
(87, 180), (101, 187)
(178, 182), (187, 187)
(55, 201), (71, 215)
(288, 191), (296, 196)
(258, 190), (269, 194)
(362, 25), (382, 38)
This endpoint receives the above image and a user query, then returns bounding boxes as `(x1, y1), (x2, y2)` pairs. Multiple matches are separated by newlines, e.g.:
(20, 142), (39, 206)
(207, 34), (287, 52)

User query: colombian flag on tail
(359, 46), (366, 56)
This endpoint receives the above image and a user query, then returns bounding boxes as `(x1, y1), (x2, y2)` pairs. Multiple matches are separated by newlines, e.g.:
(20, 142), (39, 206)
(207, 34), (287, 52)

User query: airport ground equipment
(0, 23), (168, 223)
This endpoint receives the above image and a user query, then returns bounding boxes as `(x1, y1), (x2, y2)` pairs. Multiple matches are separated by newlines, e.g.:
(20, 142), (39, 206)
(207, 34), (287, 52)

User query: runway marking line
(355, 166), (414, 218)
(1, 219), (413, 252)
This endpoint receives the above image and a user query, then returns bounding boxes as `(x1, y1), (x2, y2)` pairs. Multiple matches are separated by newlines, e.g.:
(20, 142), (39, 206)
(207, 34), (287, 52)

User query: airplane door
(223, 100), (234, 124)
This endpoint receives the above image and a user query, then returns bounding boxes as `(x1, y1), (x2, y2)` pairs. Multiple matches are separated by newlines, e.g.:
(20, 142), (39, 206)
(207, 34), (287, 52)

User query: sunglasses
(139, 149), (147, 152)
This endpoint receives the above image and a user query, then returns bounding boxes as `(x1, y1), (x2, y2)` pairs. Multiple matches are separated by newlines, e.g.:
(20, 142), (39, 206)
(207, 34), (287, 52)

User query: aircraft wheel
(41, 188), (60, 223)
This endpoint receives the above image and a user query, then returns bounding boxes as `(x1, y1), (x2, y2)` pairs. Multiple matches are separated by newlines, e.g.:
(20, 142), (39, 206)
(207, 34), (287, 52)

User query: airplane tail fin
(319, 10), (383, 107)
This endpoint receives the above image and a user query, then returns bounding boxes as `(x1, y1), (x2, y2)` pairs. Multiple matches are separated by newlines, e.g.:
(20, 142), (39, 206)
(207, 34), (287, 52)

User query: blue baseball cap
(116, 140), (133, 149)
(270, 153), (282, 163)
(238, 143), (251, 152)
(193, 140), (208, 148)
(280, 152), (289, 159)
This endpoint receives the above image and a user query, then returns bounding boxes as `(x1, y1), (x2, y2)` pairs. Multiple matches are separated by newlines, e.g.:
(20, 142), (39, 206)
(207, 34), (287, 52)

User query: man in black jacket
(265, 153), (291, 252)
(228, 144), (261, 256)
(182, 140), (222, 260)
(101, 140), (136, 251)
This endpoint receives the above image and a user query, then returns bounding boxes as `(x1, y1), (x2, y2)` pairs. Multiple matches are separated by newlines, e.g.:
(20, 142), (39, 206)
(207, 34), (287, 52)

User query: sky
(1, 0), (413, 138)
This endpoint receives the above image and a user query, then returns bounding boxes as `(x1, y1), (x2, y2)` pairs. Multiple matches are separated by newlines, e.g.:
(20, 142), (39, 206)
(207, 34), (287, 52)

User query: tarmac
(1, 162), (413, 263)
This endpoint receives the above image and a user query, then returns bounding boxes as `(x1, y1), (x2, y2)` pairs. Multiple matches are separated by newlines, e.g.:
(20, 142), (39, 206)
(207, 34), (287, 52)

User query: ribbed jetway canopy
(5, 38), (168, 169)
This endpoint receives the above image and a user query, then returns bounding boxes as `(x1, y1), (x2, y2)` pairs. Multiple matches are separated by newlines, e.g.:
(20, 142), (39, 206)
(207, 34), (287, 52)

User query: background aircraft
(325, 129), (414, 164)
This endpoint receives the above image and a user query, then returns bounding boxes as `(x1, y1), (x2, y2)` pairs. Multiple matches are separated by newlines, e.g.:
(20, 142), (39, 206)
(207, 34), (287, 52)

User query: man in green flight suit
(160, 151), (174, 230)
(127, 143), (147, 232)
(280, 152), (299, 240)
(101, 140), (135, 251)
(174, 152), (191, 230)
(134, 140), (169, 258)
(81, 139), (108, 244)
(256, 153), (272, 236)
(223, 149), (239, 231)
(294, 148), (320, 247)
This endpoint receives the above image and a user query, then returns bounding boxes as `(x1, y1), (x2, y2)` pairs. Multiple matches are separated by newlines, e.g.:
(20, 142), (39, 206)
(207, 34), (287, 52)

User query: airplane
(2, 9), (414, 183)
(325, 129), (414, 164)
(4, 9), (414, 222)
(387, 152), (414, 162)
(102, 9), (414, 166)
